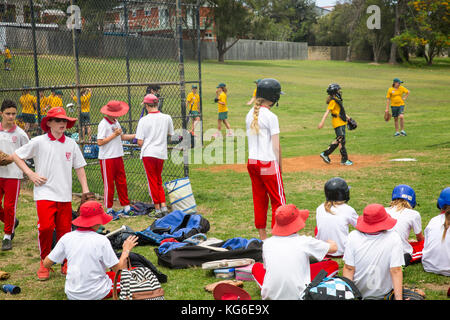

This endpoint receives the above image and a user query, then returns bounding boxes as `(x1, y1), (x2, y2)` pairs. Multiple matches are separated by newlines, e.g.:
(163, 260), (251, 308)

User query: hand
(28, 172), (47, 186)
(318, 122), (324, 129)
(113, 128), (122, 137)
(122, 235), (139, 252)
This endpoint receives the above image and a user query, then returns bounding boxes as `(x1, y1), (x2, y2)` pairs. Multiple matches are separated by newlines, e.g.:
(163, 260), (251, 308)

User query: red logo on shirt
(11, 136), (17, 143)
(66, 152), (72, 161)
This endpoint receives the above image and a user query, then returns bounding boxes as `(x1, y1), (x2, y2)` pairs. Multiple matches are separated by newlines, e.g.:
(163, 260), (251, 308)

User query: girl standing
(246, 78), (286, 240)
(213, 83), (233, 138)
(318, 83), (353, 166)
(386, 78), (409, 137)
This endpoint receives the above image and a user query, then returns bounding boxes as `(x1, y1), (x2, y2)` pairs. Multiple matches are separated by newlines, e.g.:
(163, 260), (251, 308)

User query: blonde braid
(250, 98), (264, 135)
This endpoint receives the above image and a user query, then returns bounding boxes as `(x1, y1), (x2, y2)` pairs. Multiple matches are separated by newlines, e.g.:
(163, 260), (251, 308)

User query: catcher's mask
(327, 83), (342, 100)
(392, 184), (416, 208)
(324, 177), (350, 202)
(256, 78), (284, 106)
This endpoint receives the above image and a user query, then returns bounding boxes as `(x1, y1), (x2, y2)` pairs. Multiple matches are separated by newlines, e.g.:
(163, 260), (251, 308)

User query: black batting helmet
(326, 83), (342, 100)
(256, 78), (283, 104)
(324, 177), (350, 202)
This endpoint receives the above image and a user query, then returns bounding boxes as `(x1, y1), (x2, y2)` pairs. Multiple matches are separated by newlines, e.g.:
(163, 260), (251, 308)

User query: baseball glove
(347, 118), (357, 130)
(0, 150), (13, 166)
(384, 110), (391, 122)
(77, 192), (96, 215)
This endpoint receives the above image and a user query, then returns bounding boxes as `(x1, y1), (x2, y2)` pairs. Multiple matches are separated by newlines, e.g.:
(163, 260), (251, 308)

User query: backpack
(164, 177), (197, 214)
(303, 269), (362, 300)
(113, 264), (164, 300)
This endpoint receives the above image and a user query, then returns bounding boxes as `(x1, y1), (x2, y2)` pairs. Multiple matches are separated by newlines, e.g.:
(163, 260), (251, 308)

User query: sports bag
(83, 143), (99, 159)
(113, 264), (164, 300)
(303, 269), (362, 300)
(164, 177), (197, 214)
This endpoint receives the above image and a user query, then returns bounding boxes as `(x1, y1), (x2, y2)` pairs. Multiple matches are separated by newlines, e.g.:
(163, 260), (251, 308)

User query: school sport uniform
(322, 98), (349, 162)
(48, 95), (63, 109)
(73, 92), (91, 124)
(19, 93), (37, 124)
(97, 117), (130, 209)
(217, 92), (228, 120)
(14, 133), (86, 260)
(343, 230), (405, 299)
(246, 106), (286, 229)
(135, 111), (174, 205)
(0, 124), (29, 235)
(315, 203), (358, 257)
(187, 91), (200, 117)
(421, 214), (450, 276)
(386, 85), (408, 117)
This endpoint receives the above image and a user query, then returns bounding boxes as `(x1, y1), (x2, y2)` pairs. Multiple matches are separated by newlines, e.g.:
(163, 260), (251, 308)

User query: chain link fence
(0, 0), (203, 202)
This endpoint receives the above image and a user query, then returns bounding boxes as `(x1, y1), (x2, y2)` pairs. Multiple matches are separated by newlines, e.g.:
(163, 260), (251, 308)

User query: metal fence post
(123, 0), (133, 135)
(70, 0), (82, 143)
(196, 1), (203, 147)
(29, 0), (41, 130)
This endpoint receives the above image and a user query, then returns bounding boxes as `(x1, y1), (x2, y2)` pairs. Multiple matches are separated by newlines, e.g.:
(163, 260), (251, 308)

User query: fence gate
(0, 0), (203, 203)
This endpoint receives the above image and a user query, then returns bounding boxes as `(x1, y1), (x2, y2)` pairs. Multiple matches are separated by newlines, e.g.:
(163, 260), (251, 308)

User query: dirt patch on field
(199, 154), (387, 173)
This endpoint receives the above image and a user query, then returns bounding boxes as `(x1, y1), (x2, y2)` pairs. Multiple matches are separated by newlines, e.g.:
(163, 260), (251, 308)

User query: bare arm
(415, 232), (424, 242)
(386, 98), (390, 111)
(111, 235), (139, 273)
(326, 240), (338, 254)
(75, 167), (89, 194)
(11, 153), (47, 186)
(318, 109), (330, 129)
(137, 139), (144, 148)
(43, 256), (55, 269)
(271, 134), (281, 173)
(342, 264), (355, 280)
(390, 266), (403, 300)
(121, 134), (136, 141)
(97, 128), (122, 146)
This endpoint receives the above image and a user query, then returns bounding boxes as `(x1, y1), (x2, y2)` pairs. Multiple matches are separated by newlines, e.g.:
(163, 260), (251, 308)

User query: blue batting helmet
(392, 184), (416, 208)
(437, 187), (450, 210)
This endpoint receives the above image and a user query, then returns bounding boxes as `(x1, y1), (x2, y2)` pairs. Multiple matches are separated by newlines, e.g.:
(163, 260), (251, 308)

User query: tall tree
(345, 0), (366, 62)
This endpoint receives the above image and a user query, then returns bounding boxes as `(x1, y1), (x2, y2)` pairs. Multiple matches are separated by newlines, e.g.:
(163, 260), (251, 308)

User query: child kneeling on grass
(43, 200), (139, 300)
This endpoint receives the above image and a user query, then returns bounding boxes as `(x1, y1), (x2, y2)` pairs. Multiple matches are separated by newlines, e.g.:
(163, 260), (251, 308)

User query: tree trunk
(216, 37), (239, 63)
(345, 0), (365, 62)
(389, 0), (400, 64)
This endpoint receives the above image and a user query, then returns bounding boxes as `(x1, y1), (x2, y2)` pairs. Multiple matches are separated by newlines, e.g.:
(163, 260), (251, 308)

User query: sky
(315, 0), (340, 7)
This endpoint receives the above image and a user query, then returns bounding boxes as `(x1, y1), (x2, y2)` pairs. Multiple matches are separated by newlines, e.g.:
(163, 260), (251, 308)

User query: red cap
(356, 203), (397, 233)
(72, 201), (112, 228)
(100, 100), (129, 117)
(272, 204), (309, 236)
(213, 283), (251, 300)
(40, 107), (77, 132)
(142, 94), (159, 105)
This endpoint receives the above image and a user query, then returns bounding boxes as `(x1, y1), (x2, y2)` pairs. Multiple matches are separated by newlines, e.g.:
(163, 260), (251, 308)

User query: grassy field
(1, 57), (449, 301)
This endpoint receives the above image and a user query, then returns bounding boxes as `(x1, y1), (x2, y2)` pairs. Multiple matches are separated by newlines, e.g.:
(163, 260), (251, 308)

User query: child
(0, 100), (29, 251)
(186, 85), (200, 136)
(318, 83), (353, 166)
(421, 187), (450, 276)
(246, 79), (260, 106)
(11, 106), (90, 280)
(135, 94), (174, 218)
(48, 89), (63, 109)
(260, 204), (337, 300)
(343, 203), (405, 300)
(43, 200), (139, 300)
(213, 83), (233, 138)
(39, 91), (50, 117)
(386, 78), (409, 137)
(315, 177), (358, 257)
(3, 45), (11, 71)
(19, 86), (37, 134)
(97, 100), (136, 219)
(246, 78), (286, 240)
(72, 88), (92, 141)
(385, 184), (424, 266)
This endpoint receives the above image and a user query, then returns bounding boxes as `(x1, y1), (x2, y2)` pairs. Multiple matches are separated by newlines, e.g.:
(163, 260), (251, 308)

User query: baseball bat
(105, 225), (126, 238)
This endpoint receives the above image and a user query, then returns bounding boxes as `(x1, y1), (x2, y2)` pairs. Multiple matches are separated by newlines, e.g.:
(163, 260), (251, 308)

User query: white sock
(3, 234), (11, 240)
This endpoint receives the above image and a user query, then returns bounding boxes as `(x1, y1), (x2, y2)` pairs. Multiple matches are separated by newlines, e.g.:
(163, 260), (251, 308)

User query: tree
(207, 0), (252, 62)
(393, 0), (450, 65)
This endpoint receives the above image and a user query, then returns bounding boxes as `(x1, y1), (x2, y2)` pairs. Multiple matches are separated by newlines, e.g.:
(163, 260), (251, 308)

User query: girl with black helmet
(315, 177), (358, 257)
(318, 84), (353, 166)
(246, 78), (286, 240)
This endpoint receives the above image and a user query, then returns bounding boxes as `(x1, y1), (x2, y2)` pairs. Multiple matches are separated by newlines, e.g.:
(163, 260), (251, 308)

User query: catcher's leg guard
(338, 135), (348, 162)
(323, 140), (339, 156)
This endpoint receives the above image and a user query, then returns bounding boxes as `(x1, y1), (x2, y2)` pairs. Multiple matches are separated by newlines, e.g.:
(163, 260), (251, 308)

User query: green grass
(1, 57), (450, 300)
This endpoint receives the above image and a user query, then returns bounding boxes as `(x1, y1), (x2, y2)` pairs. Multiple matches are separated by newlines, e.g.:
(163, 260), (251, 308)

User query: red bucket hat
(40, 107), (77, 133)
(356, 203), (397, 233)
(100, 100), (129, 117)
(272, 204), (309, 236)
(213, 283), (251, 300)
(72, 201), (112, 228)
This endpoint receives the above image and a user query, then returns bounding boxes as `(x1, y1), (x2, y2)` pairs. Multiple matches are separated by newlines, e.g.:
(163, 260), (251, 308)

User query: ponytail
(326, 95), (332, 104)
(390, 199), (412, 211)
(324, 200), (346, 214)
(442, 205), (450, 241)
(250, 98), (264, 135)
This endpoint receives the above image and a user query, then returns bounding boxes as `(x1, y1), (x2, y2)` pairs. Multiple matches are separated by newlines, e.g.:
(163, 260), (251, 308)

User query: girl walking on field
(213, 83), (233, 138)
(386, 78), (409, 137)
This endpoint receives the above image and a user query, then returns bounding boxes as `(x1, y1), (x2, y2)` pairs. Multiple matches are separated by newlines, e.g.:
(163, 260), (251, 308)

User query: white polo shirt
(14, 133), (87, 202)
(97, 117), (124, 160)
(261, 234), (330, 300)
(48, 229), (119, 300)
(343, 230), (405, 300)
(246, 106), (280, 162)
(422, 214), (450, 276)
(0, 124), (29, 179)
(385, 207), (422, 255)
(135, 111), (174, 160)
(315, 203), (358, 257)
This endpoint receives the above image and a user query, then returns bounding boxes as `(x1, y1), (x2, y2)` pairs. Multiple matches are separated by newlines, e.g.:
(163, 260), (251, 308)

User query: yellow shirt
(39, 96), (49, 115)
(187, 92), (200, 112)
(217, 92), (227, 113)
(19, 93), (37, 114)
(386, 85), (408, 107)
(328, 99), (347, 129)
(4, 48), (11, 59)
(48, 95), (63, 109)
(73, 91), (91, 113)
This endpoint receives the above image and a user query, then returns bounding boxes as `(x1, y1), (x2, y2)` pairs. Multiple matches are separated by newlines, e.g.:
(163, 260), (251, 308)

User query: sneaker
(320, 152), (331, 164)
(394, 132), (401, 137)
(107, 209), (120, 221)
(400, 130), (407, 136)
(226, 130), (234, 137)
(1, 239), (12, 251)
(120, 208), (138, 218)
(341, 160), (353, 166)
(212, 132), (221, 138)
(37, 261), (52, 281)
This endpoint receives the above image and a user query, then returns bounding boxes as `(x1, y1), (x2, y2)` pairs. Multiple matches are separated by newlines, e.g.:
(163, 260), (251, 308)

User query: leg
(142, 157), (160, 208)
(394, 117), (399, 132)
(260, 161), (286, 229)
(54, 202), (73, 243)
(36, 200), (57, 260)
(217, 119), (222, 131)
(100, 159), (116, 210)
(114, 157), (130, 207)
(1, 179), (20, 237)
(399, 114), (405, 132)
(247, 161), (270, 238)
(223, 119), (231, 130)
(154, 158), (166, 208)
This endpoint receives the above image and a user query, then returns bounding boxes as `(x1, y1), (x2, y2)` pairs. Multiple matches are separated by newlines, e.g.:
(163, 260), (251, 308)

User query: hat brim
(355, 215), (397, 233)
(213, 283), (251, 300)
(100, 101), (130, 117)
(72, 211), (112, 228)
(40, 114), (77, 133)
(272, 209), (309, 236)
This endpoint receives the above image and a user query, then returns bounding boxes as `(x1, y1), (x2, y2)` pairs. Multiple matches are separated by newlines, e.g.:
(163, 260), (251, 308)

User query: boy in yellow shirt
(186, 85), (200, 135)
(72, 88), (92, 141)
(19, 87), (37, 134)
(3, 46), (11, 71)
(318, 83), (353, 166)
(213, 83), (233, 138)
(386, 78), (409, 136)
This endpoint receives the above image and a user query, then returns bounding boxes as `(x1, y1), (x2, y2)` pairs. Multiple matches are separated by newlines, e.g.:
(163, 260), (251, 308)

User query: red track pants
(36, 200), (72, 260)
(142, 157), (166, 205)
(100, 157), (130, 209)
(0, 178), (20, 235)
(247, 159), (286, 229)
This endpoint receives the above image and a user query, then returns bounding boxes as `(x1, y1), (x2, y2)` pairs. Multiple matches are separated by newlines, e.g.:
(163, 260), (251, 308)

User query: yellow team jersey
(386, 86), (408, 107)
(187, 92), (200, 112)
(217, 92), (227, 113)
(40, 96), (49, 115)
(73, 91), (91, 113)
(4, 48), (11, 59)
(19, 94), (37, 114)
(48, 95), (63, 109)
(328, 99), (347, 129)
